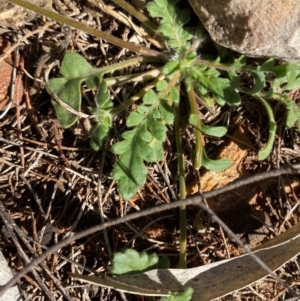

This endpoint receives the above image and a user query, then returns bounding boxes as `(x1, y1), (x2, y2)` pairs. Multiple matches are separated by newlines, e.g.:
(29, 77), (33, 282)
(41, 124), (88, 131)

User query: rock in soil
(188, 0), (300, 62)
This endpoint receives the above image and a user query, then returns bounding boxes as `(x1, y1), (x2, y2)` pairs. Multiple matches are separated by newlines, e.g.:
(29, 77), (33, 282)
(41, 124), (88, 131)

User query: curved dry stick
(0, 164), (299, 296)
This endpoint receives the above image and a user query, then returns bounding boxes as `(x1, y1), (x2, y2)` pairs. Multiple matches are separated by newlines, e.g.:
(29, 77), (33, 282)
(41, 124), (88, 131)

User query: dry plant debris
(0, 0), (299, 300)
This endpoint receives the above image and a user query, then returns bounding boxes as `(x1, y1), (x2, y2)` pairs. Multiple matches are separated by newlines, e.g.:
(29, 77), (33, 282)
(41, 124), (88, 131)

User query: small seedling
(71, 248), (194, 301)
(44, 0), (300, 299)
(48, 0), (300, 200)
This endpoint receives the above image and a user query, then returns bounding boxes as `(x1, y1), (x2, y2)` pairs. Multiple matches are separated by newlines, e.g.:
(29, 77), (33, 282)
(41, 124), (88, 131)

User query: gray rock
(188, 0), (300, 61)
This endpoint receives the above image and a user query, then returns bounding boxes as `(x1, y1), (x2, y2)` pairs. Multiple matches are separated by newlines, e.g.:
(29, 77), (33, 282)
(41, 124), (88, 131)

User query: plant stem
(174, 86), (187, 269)
(104, 69), (161, 87)
(160, 72), (181, 99)
(194, 59), (237, 72)
(90, 56), (162, 77)
(186, 85), (203, 169)
(110, 73), (165, 115)
(9, 0), (168, 61)
(195, 58), (259, 73)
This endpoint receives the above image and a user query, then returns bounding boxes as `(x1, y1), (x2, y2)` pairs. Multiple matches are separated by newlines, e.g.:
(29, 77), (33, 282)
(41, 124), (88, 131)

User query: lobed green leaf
(208, 77), (241, 106)
(147, 0), (192, 51)
(112, 88), (175, 200)
(110, 249), (159, 276)
(163, 60), (180, 77)
(127, 112), (145, 127)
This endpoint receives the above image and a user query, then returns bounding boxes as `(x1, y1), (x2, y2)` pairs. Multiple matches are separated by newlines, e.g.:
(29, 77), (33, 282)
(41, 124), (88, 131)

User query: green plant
(96, 248), (193, 301)
(110, 248), (170, 276)
(42, 0), (300, 298)
(111, 249), (193, 301)
(47, 1), (300, 199)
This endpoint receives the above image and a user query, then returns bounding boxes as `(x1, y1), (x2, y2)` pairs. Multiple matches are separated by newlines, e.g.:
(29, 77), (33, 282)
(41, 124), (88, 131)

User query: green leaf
(282, 63), (300, 90)
(112, 150), (148, 200)
(90, 124), (109, 151)
(110, 249), (159, 276)
(188, 114), (199, 126)
(249, 70), (265, 95)
(148, 116), (167, 140)
(208, 77), (241, 106)
(269, 64), (288, 80)
(258, 58), (275, 71)
(232, 55), (246, 68)
(186, 50), (197, 61)
(89, 82), (113, 150)
(282, 95), (300, 129)
(227, 70), (240, 89)
(60, 51), (95, 80)
(200, 124), (227, 137)
(202, 149), (232, 172)
(157, 256), (170, 269)
(156, 80), (169, 91)
(254, 95), (277, 160)
(196, 82), (208, 96)
(163, 60), (180, 76)
(95, 82), (110, 109)
(169, 86), (180, 103)
(47, 51), (102, 128)
(48, 77), (83, 128)
(147, 0), (193, 51)
(137, 105), (150, 114)
(162, 288), (194, 301)
(205, 67), (220, 77)
(159, 100), (175, 124)
(127, 112), (145, 127)
(190, 66), (240, 106)
(188, 115), (227, 138)
(258, 121), (276, 160)
(144, 89), (159, 104)
(112, 88), (174, 200)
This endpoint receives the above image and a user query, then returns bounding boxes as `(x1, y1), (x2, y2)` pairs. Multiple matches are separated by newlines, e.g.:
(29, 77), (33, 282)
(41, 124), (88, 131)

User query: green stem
(195, 59), (238, 72)
(195, 58), (259, 73)
(271, 92), (290, 104)
(174, 86), (186, 269)
(110, 73), (165, 115)
(186, 85), (202, 169)
(91, 56), (161, 77)
(104, 69), (161, 87)
(160, 72), (181, 99)
(9, 0), (168, 61)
